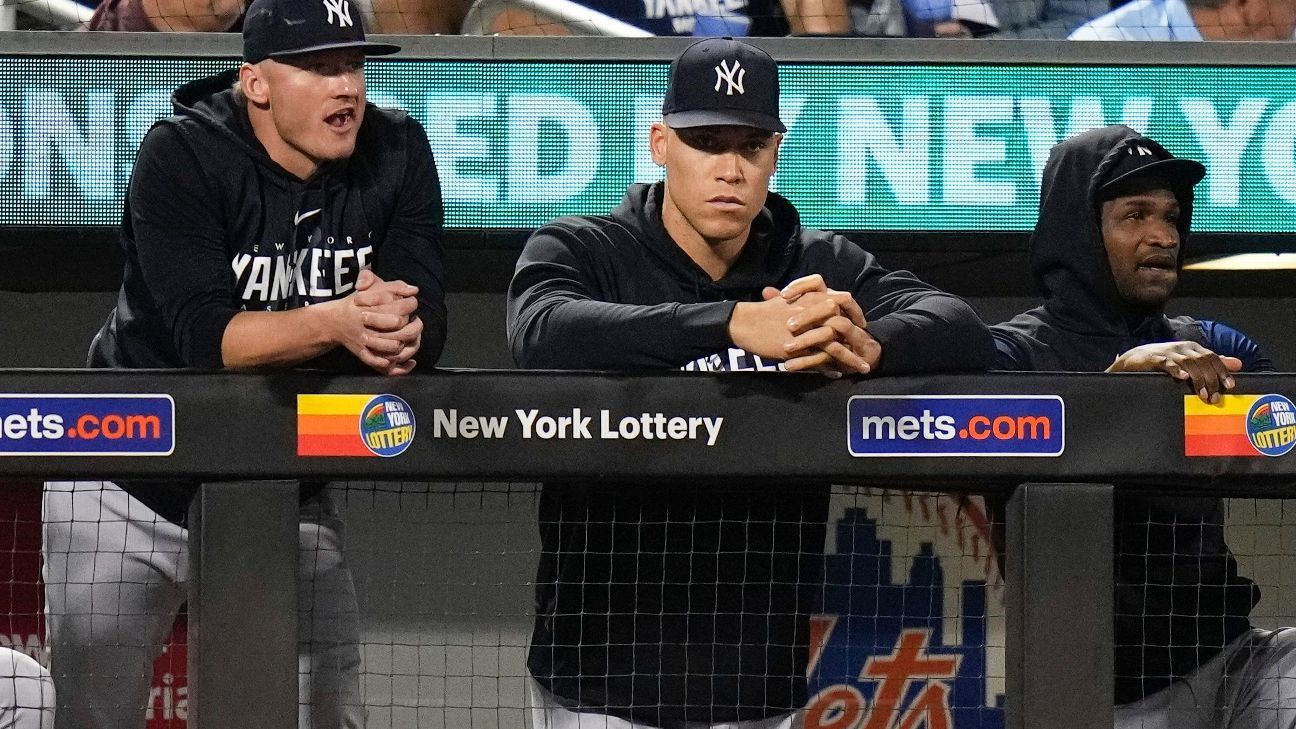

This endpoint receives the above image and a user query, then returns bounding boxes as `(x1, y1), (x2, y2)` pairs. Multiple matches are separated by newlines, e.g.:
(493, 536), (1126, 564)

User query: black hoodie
(991, 125), (1266, 705)
(92, 69), (448, 524)
(509, 182), (994, 373)
(509, 182), (994, 727)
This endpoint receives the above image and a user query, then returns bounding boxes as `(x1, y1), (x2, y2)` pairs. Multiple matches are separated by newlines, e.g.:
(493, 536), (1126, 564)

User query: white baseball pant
(1116, 627), (1296, 729)
(42, 481), (363, 729)
(0, 647), (54, 729)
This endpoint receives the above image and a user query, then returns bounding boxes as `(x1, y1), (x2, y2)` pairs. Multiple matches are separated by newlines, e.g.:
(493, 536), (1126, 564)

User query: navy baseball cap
(1098, 140), (1205, 203)
(243, 0), (400, 64)
(662, 37), (785, 134)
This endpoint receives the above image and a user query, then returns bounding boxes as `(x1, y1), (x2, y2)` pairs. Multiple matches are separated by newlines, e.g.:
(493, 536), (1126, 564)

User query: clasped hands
(729, 274), (880, 378)
(337, 268), (423, 376)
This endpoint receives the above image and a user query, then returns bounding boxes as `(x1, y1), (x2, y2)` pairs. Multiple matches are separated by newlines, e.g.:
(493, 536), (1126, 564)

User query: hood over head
(995, 125), (1207, 370)
(1032, 124), (1201, 334)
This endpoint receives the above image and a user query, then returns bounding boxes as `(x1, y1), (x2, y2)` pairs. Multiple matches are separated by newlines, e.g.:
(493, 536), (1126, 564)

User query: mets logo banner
(847, 396), (1064, 457)
(808, 493), (1005, 729)
(1184, 393), (1296, 457)
(297, 394), (416, 457)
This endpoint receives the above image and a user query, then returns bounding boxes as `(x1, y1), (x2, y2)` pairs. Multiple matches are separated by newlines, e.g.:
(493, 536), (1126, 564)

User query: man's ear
(649, 122), (669, 167)
(239, 62), (271, 106)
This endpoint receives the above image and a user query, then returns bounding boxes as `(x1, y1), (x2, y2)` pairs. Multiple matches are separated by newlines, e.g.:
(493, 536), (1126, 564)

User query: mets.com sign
(848, 395), (1064, 457)
(0, 394), (173, 455)
(4, 58), (1296, 232)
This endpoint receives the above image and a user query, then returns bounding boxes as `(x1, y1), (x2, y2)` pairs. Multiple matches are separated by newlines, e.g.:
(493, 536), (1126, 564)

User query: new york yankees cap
(243, 0), (400, 64)
(662, 37), (785, 134)
(1097, 139), (1205, 203)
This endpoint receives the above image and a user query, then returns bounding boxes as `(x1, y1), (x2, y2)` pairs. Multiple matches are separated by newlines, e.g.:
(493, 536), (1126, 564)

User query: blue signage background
(0, 395), (174, 455)
(847, 396), (1064, 457)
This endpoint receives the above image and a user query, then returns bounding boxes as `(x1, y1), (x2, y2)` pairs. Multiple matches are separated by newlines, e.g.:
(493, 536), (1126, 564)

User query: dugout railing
(0, 369), (1293, 729)
(3, 31), (1296, 729)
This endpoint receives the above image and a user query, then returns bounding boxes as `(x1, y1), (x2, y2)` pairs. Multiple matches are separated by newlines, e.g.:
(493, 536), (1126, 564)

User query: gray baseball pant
(42, 481), (363, 729)
(1116, 627), (1296, 729)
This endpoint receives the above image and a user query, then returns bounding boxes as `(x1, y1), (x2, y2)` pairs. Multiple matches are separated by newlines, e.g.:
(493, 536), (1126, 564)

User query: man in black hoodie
(508, 37), (994, 729)
(993, 125), (1295, 728)
(42, 0), (446, 727)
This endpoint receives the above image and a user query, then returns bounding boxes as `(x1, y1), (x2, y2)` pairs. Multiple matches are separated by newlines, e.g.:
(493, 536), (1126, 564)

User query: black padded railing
(5, 369), (1295, 729)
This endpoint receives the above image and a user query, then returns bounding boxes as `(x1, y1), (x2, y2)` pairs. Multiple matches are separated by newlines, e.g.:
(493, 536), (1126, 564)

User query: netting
(343, 482), (1009, 728)
(12, 480), (1296, 727)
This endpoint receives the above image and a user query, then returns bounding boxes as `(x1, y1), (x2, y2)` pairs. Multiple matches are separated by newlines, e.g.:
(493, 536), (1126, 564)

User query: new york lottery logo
(298, 394), (416, 457)
(847, 395), (1064, 457)
(1185, 394), (1296, 457)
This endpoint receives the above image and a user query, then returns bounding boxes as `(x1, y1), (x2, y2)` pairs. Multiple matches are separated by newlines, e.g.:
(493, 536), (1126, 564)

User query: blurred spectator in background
(898, 0), (1108, 36)
(85, 0), (467, 36)
(367, 0), (472, 33)
(1070, 0), (1295, 38)
(482, 0), (850, 36)
(847, 0), (907, 34)
(87, 0), (244, 30)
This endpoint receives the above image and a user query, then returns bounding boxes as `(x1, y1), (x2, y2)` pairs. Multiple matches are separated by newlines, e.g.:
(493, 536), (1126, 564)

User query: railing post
(1005, 482), (1114, 729)
(187, 480), (298, 729)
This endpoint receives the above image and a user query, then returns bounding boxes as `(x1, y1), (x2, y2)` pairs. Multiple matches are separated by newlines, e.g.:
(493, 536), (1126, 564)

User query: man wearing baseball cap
(43, 1), (446, 727)
(993, 125), (1296, 727)
(509, 38), (993, 729)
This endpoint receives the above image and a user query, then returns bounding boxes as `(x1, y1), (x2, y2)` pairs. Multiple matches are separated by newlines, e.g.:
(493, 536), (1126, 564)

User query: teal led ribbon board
(3, 57), (1295, 232)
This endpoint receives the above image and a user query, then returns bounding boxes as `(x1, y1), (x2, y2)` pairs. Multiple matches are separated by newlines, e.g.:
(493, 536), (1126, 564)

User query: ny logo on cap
(323, 0), (353, 27)
(1132, 145), (1154, 156)
(714, 60), (746, 96)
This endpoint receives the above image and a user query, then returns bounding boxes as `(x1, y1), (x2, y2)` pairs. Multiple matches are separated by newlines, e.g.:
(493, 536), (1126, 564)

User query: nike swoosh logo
(294, 208), (322, 226)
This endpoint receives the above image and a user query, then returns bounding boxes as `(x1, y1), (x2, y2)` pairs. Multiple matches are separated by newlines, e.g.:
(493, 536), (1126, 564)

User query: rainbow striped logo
(297, 394), (416, 457)
(1184, 394), (1296, 457)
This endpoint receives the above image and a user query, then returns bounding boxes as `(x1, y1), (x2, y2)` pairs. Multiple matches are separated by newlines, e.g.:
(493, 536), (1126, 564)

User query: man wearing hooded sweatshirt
(42, 0), (447, 727)
(993, 124), (1296, 728)
(508, 38), (995, 729)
